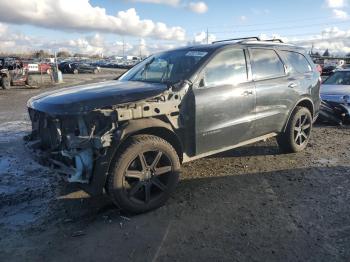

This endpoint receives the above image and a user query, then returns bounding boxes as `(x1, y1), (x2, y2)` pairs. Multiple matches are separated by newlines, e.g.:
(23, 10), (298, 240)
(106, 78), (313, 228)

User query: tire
(1, 76), (10, 89)
(73, 69), (79, 74)
(107, 135), (180, 214)
(25, 75), (33, 86)
(277, 106), (313, 153)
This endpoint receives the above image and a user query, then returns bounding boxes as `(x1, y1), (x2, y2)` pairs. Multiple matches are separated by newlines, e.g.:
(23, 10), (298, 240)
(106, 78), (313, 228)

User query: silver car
(320, 69), (350, 124)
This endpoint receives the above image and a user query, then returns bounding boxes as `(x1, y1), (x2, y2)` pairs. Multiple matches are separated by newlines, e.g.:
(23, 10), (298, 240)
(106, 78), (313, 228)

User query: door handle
(242, 90), (254, 96)
(288, 82), (298, 88)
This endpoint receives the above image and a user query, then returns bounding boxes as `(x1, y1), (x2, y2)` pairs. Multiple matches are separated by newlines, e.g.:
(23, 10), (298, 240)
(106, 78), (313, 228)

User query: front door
(193, 48), (256, 155)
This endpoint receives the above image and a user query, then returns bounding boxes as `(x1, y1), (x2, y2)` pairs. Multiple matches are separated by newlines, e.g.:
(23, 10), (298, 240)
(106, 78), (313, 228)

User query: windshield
(119, 50), (209, 84)
(324, 71), (350, 85)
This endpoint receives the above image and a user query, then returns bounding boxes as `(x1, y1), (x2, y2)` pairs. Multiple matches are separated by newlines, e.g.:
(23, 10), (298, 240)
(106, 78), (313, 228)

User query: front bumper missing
(319, 100), (350, 125)
(25, 141), (116, 196)
(26, 138), (94, 184)
(27, 109), (117, 185)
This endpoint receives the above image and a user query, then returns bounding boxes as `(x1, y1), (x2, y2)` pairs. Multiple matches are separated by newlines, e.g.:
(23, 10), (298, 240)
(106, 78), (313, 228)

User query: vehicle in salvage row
(26, 37), (321, 213)
(319, 69), (350, 125)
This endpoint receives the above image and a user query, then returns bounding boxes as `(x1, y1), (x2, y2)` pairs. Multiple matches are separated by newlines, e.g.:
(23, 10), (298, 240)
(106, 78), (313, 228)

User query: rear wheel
(277, 106), (312, 153)
(1, 76), (10, 89)
(107, 135), (180, 214)
(25, 75), (33, 86)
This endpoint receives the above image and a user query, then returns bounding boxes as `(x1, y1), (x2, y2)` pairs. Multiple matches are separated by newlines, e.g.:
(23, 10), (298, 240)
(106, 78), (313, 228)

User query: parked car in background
(0, 57), (10, 89)
(0, 57), (31, 89)
(320, 69), (350, 124)
(39, 63), (52, 74)
(24, 63), (39, 73)
(322, 65), (337, 77)
(23, 62), (52, 74)
(58, 62), (100, 74)
(27, 37), (321, 213)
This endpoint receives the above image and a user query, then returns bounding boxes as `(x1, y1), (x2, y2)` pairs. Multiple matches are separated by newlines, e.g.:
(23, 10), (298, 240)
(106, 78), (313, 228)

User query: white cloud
(0, 0), (186, 41)
(333, 9), (349, 19)
(255, 28), (350, 55)
(128, 0), (209, 14)
(188, 31), (216, 45)
(251, 8), (270, 15)
(326, 0), (346, 8)
(129, 0), (180, 6)
(240, 15), (247, 22)
(0, 23), (35, 54)
(187, 2), (208, 14)
(289, 27), (350, 55)
(0, 23), (179, 56)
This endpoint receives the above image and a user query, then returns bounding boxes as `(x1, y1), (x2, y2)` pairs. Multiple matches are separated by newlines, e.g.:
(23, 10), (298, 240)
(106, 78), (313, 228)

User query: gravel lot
(0, 71), (350, 262)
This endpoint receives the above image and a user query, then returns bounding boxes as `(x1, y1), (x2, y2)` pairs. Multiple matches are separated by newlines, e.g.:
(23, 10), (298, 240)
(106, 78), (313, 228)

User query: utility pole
(206, 28), (209, 44)
(139, 38), (142, 59)
(122, 37), (125, 59)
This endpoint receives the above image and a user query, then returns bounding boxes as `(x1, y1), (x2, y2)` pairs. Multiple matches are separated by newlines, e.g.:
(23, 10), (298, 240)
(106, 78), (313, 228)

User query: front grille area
(28, 108), (62, 150)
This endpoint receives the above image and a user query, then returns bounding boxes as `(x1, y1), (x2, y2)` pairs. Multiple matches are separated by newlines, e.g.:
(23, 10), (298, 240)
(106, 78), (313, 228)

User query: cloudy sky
(1, 0), (350, 56)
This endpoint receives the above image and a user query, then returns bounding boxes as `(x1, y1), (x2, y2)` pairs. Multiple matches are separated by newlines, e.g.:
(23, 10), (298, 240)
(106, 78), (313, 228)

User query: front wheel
(1, 76), (10, 89)
(107, 135), (180, 214)
(277, 106), (313, 153)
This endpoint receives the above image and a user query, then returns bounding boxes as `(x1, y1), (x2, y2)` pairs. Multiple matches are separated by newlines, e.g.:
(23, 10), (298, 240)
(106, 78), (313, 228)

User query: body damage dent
(27, 85), (187, 187)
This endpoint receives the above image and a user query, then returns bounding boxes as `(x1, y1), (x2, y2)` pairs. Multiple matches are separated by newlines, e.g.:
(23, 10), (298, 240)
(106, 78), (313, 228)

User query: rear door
(279, 50), (319, 109)
(193, 48), (256, 154)
(249, 48), (298, 136)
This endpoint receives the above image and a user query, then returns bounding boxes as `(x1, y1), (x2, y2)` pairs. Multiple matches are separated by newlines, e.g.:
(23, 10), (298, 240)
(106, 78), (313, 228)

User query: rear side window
(281, 51), (312, 74)
(201, 49), (248, 87)
(250, 49), (285, 80)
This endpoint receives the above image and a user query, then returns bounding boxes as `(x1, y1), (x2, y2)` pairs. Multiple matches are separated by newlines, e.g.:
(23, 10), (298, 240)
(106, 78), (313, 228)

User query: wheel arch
(117, 118), (183, 164)
(84, 117), (183, 196)
(283, 97), (314, 132)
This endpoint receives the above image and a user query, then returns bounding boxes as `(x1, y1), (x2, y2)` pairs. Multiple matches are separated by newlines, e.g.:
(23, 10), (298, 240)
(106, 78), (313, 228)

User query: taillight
(316, 64), (322, 75)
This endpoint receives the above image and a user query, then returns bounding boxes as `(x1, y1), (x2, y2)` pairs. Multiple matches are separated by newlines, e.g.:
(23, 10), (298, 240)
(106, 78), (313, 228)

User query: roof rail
(212, 37), (285, 45)
(263, 39), (284, 43)
(212, 37), (261, 44)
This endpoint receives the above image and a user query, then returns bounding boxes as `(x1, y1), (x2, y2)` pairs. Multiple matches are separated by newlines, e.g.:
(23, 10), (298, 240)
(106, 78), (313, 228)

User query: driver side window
(199, 49), (248, 88)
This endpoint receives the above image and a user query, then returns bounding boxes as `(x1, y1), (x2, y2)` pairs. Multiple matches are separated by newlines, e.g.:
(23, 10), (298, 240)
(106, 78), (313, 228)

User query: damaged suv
(27, 37), (321, 213)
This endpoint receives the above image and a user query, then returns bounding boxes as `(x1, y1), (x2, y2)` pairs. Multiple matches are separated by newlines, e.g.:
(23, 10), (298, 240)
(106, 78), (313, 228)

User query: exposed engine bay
(26, 84), (188, 185)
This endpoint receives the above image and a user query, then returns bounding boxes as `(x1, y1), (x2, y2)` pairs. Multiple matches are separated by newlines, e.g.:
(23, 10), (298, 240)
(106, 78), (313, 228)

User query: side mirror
(199, 73), (207, 88)
(199, 78), (205, 87)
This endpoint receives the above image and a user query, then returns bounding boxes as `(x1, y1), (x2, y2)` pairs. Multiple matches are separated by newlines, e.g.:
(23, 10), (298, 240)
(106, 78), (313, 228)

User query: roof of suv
(169, 38), (304, 54)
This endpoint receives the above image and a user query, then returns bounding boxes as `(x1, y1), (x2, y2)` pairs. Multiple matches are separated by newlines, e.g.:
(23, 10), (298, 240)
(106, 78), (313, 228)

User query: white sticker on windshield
(186, 51), (208, 57)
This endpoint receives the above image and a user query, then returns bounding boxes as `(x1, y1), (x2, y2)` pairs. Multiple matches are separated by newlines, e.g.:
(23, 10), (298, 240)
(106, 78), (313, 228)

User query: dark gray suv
(27, 37), (321, 213)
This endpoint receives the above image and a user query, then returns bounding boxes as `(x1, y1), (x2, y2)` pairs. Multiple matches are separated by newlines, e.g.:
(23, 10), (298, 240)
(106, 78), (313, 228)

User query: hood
(321, 84), (350, 95)
(321, 84), (350, 103)
(28, 80), (167, 115)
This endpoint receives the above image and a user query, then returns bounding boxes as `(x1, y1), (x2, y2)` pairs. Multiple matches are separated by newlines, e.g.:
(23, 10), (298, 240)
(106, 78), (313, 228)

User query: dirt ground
(1, 70), (350, 262)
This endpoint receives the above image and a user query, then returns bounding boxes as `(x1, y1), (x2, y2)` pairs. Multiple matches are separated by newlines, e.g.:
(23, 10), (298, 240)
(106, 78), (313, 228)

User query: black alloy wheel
(107, 135), (180, 213)
(124, 150), (173, 204)
(277, 106), (313, 153)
